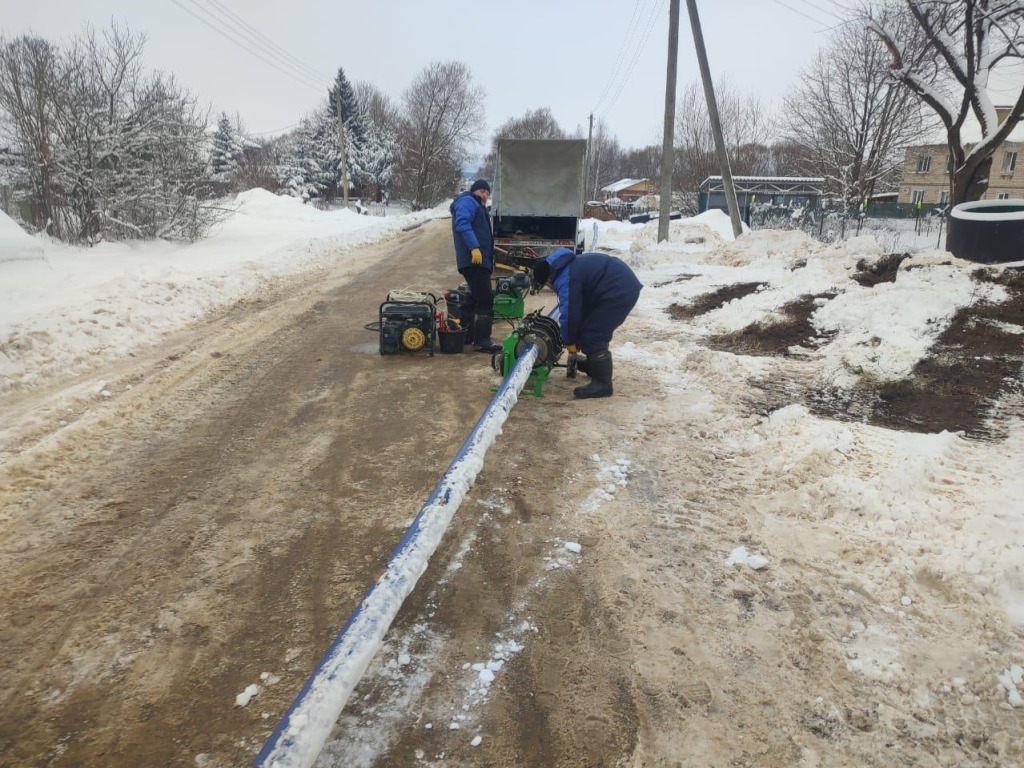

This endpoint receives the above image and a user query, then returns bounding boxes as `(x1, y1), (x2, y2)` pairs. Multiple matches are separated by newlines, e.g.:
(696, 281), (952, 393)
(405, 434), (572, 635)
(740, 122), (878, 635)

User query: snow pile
(0, 191), (444, 395)
(744, 405), (1024, 622)
(725, 546), (770, 570)
(812, 264), (1004, 385)
(627, 227), (1005, 387)
(630, 210), (739, 251)
(236, 684), (259, 707)
(998, 665), (1024, 708)
(0, 211), (45, 263)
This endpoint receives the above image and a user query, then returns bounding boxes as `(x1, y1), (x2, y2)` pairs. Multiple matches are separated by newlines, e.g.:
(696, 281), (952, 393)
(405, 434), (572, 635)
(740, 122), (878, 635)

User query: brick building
(899, 106), (1024, 205)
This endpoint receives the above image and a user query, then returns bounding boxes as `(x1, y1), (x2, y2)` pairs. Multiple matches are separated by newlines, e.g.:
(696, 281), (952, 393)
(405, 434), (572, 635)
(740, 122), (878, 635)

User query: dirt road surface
(2, 220), (1021, 768)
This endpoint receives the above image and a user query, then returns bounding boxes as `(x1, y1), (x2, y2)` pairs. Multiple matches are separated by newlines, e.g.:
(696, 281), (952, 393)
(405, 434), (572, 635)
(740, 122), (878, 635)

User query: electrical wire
(202, 0), (329, 84)
(192, 0), (329, 87)
(790, 0), (845, 23)
(170, 0), (326, 92)
(251, 121), (302, 136)
(592, 0), (650, 114)
(600, 0), (667, 120)
(766, 0), (830, 26)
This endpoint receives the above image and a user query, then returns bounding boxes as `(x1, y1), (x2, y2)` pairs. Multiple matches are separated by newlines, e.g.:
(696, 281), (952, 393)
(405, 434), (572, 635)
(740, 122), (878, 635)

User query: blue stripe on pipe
(253, 314), (554, 768)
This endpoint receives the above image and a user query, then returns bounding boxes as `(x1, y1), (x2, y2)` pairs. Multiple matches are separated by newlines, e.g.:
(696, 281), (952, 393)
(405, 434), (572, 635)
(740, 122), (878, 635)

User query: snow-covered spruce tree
(209, 112), (244, 191)
(871, 0), (1024, 212)
(358, 120), (398, 202)
(278, 115), (326, 200)
(324, 66), (369, 198)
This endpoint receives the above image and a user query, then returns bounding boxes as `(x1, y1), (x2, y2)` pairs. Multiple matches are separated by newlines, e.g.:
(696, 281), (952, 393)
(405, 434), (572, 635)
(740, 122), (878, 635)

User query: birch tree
(394, 61), (485, 209)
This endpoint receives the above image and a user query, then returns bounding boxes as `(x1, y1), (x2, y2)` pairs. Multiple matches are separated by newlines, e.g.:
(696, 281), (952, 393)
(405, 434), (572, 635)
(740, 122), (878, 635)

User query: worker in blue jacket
(450, 180), (500, 352)
(532, 248), (642, 399)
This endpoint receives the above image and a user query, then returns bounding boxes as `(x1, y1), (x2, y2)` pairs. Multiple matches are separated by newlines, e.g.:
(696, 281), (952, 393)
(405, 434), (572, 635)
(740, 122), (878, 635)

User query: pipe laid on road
(253, 339), (544, 768)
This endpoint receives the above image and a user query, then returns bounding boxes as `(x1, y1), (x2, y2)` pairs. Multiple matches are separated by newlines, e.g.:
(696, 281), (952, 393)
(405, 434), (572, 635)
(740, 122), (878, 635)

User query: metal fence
(748, 206), (949, 253)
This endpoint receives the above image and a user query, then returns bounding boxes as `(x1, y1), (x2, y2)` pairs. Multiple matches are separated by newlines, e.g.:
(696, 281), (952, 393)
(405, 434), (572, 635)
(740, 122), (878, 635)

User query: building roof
(703, 176), (825, 184)
(601, 178), (649, 193)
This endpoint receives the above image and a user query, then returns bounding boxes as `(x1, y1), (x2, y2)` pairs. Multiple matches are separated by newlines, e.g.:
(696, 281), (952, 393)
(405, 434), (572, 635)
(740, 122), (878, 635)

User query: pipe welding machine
(491, 310), (579, 397)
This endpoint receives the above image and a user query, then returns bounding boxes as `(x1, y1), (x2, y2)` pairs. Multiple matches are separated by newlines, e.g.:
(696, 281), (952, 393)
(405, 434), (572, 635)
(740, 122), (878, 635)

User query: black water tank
(947, 200), (1024, 263)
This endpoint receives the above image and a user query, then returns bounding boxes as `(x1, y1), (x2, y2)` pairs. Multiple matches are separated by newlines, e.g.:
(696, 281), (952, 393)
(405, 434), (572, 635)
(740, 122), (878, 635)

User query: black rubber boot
(460, 307), (475, 345)
(473, 313), (502, 353)
(573, 351), (613, 398)
(576, 355), (591, 377)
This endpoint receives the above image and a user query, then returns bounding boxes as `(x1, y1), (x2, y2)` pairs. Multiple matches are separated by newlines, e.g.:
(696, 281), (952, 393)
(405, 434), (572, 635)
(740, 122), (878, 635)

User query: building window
(945, 154), (953, 173)
(939, 190), (950, 204)
(996, 192), (1010, 200)
(911, 190), (926, 204)
(1003, 151), (1018, 172)
(915, 155), (932, 173)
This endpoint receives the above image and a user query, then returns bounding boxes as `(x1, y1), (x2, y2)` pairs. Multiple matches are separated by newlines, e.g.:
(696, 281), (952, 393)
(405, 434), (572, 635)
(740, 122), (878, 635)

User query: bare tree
(674, 79), (771, 210)
(870, 0), (1024, 209)
(619, 144), (661, 183)
(785, 7), (928, 208)
(355, 81), (401, 137)
(394, 61), (485, 210)
(478, 107), (566, 179)
(590, 118), (623, 199)
(0, 36), (60, 235)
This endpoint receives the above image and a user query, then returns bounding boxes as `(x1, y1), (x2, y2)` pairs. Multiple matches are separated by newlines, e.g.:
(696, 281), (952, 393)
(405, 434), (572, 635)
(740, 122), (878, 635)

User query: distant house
(699, 176), (825, 219)
(601, 178), (654, 202)
(899, 106), (1024, 205)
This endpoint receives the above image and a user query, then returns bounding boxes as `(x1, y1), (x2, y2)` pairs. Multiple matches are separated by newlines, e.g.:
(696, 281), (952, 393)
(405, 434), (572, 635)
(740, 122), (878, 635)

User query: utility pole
(685, 0), (742, 238)
(658, 0), (681, 243)
(586, 113), (594, 202)
(335, 91), (349, 206)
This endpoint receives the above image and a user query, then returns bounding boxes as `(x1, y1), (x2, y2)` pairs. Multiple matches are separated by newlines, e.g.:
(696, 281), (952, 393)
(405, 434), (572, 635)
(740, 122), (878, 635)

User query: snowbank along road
(2, 206), (1024, 767)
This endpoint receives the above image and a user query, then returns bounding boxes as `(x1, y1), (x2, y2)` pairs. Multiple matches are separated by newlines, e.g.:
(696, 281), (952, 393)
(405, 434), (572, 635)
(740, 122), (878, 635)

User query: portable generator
(379, 293), (437, 356)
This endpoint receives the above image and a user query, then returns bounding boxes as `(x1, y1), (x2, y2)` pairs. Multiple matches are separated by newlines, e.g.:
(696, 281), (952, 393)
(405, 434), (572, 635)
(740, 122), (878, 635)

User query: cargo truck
(492, 138), (587, 260)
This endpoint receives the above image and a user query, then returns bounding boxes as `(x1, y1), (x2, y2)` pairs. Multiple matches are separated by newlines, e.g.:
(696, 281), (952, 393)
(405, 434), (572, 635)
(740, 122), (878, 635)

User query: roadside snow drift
(0, 191), (440, 395)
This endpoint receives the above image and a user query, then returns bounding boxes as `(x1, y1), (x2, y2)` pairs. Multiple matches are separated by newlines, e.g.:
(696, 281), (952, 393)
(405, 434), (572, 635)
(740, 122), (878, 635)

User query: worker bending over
(532, 249), (642, 399)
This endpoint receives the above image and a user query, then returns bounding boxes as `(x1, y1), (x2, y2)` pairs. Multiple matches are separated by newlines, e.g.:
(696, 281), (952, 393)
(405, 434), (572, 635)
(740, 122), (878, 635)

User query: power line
(790, 0), (844, 23)
(193, 0), (329, 87)
(593, 0), (650, 114)
(766, 0), (830, 26)
(190, 0), (329, 87)
(202, 0), (329, 85)
(170, 0), (326, 93)
(601, 0), (667, 120)
(252, 121), (302, 136)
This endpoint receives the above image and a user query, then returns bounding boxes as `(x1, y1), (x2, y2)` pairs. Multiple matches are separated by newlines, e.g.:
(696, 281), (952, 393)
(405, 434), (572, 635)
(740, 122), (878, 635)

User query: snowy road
(1, 213), (1022, 767)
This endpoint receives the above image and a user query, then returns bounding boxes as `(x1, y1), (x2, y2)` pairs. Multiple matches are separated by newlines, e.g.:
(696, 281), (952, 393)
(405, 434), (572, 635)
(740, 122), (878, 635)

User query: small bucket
(437, 328), (466, 354)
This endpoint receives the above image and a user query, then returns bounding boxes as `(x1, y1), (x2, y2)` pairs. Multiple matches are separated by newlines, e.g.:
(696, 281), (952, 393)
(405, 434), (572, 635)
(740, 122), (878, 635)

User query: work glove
(471, 248), (483, 265)
(566, 344), (579, 354)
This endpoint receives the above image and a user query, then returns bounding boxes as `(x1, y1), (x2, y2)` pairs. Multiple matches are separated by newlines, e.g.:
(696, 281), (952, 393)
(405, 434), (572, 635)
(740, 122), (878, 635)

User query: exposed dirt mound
(708, 293), (837, 357)
(853, 252), (910, 287)
(806, 269), (1024, 436)
(652, 273), (699, 288)
(667, 282), (764, 320)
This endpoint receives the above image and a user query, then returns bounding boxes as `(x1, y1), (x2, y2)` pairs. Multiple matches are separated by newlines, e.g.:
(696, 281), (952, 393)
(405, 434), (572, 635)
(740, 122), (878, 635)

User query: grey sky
(2, 0), (878, 151)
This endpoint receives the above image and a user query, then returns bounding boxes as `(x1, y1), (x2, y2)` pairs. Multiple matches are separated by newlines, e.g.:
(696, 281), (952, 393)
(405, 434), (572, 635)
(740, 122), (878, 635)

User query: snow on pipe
(253, 330), (549, 768)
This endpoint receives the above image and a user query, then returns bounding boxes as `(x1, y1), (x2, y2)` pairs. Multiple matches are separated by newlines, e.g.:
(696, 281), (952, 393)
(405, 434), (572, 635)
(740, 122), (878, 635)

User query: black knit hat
(470, 179), (491, 193)
(532, 259), (551, 288)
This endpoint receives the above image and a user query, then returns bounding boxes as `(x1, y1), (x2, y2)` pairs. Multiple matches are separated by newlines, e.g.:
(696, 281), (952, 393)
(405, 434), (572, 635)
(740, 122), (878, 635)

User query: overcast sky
(5, 0), (1022, 157)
